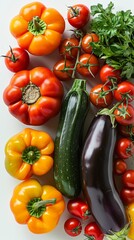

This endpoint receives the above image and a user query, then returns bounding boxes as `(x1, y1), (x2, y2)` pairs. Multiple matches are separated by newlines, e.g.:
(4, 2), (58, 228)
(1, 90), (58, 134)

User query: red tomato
(100, 64), (121, 85)
(114, 159), (127, 175)
(84, 222), (104, 240)
(114, 81), (134, 102)
(89, 84), (113, 108)
(67, 4), (90, 29)
(82, 33), (99, 53)
(76, 53), (99, 77)
(114, 103), (134, 126)
(2, 46), (29, 72)
(67, 198), (90, 220)
(122, 170), (134, 188)
(120, 188), (134, 205)
(118, 124), (134, 138)
(115, 138), (134, 159)
(64, 218), (82, 237)
(53, 59), (74, 81)
(59, 38), (79, 60)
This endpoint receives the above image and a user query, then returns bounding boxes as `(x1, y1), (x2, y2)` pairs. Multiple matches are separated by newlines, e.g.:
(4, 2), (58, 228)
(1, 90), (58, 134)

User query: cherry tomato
(59, 38), (79, 60)
(2, 46), (29, 72)
(114, 103), (134, 126)
(82, 33), (99, 53)
(100, 64), (121, 85)
(76, 53), (99, 77)
(115, 138), (134, 159)
(67, 4), (90, 29)
(122, 170), (134, 189)
(53, 59), (74, 81)
(114, 81), (134, 102)
(84, 222), (104, 240)
(89, 84), (113, 108)
(118, 124), (134, 138)
(120, 188), (134, 205)
(64, 217), (82, 237)
(114, 159), (127, 175)
(67, 198), (90, 220)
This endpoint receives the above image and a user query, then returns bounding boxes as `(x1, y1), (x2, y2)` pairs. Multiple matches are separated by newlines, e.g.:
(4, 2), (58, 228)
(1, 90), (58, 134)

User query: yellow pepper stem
(27, 197), (56, 218)
(28, 16), (47, 36)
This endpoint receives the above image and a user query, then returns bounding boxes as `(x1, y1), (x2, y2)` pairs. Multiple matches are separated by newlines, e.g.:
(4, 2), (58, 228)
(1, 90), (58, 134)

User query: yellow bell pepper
(5, 128), (54, 180)
(126, 202), (134, 239)
(10, 179), (65, 234)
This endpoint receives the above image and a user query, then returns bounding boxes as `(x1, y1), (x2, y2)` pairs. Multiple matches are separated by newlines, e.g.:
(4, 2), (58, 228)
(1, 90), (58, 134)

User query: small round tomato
(2, 46), (29, 72)
(115, 138), (134, 159)
(67, 4), (90, 29)
(118, 124), (134, 138)
(114, 103), (134, 126)
(53, 59), (74, 81)
(84, 222), (104, 240)
(114, 81), (134, 102)
(114, 159), (127, 175)
(76, 53), (99, 77)
(67, 198), (90, 220)
(59, 38), (79, 60)
(100, 64), (121, 85)
(89, 84), (113, 108)
(64, 217), (82, 237)
(122, 170), (134, 188)
(82, 33), (99, 53)
(120, 188), (134, 205)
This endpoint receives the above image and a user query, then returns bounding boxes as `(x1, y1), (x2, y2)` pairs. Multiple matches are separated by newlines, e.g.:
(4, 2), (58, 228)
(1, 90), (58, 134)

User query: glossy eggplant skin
(81, 115), (127, 235)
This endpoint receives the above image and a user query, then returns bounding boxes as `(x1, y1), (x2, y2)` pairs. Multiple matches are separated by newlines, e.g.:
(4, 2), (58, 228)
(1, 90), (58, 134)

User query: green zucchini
(54, 79), (89, 198)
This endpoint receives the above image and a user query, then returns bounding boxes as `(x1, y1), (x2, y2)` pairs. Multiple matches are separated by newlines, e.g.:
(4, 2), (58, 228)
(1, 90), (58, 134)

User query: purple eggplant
(81, 115), (128, 238)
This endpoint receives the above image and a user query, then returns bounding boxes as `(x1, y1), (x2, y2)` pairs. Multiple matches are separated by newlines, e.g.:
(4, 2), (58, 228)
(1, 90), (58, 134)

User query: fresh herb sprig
(90, 2), (134, 79)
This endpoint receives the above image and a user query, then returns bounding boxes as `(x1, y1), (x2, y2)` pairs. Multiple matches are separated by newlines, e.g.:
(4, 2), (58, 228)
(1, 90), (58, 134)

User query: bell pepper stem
(33, 198), (56, 210)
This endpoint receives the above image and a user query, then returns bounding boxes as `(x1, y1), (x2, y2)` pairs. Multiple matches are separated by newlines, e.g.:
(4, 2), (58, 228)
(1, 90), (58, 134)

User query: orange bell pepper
(10, 2), (65, 56)
(5, 128), (54, 180)
(126, 202), (134, 239)
(10, 179), (65, 234)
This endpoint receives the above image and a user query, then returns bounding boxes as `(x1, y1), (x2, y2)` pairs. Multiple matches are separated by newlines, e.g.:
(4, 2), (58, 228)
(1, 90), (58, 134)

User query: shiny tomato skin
(82, 33), (99, 53)
(64, 218), (82, 237)
(84, 222), (104, 240)
(114, 81), (134, 102)
(76, 53), (99, 77)
(122, 170), (134, 188)
(4, 47), (29, 72)
(67, 198), (90, 220)
(116, 138), (134, 159)
(89, 84), (113, 108)
(114, 103), (134, 126)
(59, 38), (79, 60)
(100, 64), (121, 85)
(53, 59), (74, 81)
(120, 188), (134, 205)
(114, 159), (127, 175)
(67, 4), (90, 29)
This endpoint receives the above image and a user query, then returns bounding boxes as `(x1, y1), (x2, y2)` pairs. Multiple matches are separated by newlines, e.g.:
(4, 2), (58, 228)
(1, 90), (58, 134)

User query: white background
(0, 0), (134, 239)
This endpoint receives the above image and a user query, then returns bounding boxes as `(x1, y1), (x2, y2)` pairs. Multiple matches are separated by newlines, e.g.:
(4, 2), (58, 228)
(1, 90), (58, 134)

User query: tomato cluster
(64, 198), (104, 239)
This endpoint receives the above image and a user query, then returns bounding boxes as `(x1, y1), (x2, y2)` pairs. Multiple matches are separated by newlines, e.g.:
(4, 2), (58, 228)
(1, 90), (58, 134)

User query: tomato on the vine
(89, 84), (113, 108)
(115, 138), (134, 159)
(67, 4), (90, 29)
(114, 159), (127, 175)
(67, 198), (90, 220)
(82, 33), (99, 54)
(114, 81), (134, 102)
(122, 170), (134, 188)
(118, 124), (134, 138)
(2, 46), (29, 72)
(100, 64), (121, 85)
(53, 59), (74, 81)
(120, 188), (134, 205)
(84, 222), (104, 240)
(114, 103), (134, 126)
(76, 53), (99, 77)
(64, 217), (82, 237)
(59, 38), (79, 60)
